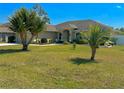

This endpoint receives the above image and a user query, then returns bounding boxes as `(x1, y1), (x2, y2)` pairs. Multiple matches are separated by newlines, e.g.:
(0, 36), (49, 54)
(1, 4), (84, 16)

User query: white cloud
(116, 5), (122, 9)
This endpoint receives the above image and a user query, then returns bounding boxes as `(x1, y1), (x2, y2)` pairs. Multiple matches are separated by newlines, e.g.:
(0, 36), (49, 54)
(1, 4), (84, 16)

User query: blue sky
(0, 3), (124, 28)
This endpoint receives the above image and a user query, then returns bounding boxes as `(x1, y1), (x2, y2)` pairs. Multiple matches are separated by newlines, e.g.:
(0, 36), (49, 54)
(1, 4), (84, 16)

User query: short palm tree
(82, 25), (110, 60)
(9, 7), (47, 51)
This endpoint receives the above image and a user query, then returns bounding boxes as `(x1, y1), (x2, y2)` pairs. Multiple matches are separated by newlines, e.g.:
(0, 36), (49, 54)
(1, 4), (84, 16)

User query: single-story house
(0, 19), (112, 43)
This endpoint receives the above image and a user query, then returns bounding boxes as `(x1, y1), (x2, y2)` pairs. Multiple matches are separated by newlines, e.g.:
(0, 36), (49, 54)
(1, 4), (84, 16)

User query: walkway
(0, 43), (19, 46)
(0, 43), (62, 46)
(30, 44), (62, 46)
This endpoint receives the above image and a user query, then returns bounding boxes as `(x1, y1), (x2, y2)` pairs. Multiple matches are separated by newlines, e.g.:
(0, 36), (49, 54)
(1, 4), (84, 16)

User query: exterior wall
(38, 31), (58, 42)
(0, 30), (80, 44)
(59, 30), (78, 42)
(15, 33), (21, 43)
(62, 30), (70, 42)
(0, 30), (79, 43)
(15, 31), (58, 43)
(15, 32), (32, 43)
(0, 33), (15, 42)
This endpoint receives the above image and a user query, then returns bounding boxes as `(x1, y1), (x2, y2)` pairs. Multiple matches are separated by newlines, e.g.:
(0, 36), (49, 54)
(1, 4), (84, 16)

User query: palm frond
(81, 25), (110, 48)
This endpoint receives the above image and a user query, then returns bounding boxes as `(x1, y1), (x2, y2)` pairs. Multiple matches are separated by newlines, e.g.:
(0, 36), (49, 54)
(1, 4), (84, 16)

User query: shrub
(110, 37), (118, 45)
(100, 36), (110, 45)
(33, 39), (41, 44)
(41, 38), (47, 43)
(76, 39), (88, 44)
(47, 39), (53, 44)
(75, 33), (88, 44)
(100, 41), (106, 45)
(8, 36), (16, 43)
(63, 41), (70, 45)
(73, 42), (76, 50)
(56, 40), (64, 43)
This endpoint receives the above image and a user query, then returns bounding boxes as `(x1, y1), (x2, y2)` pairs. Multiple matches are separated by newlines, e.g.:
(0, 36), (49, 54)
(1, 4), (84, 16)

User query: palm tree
(9, 7), (48, 51)
(82, 25), (110, 60)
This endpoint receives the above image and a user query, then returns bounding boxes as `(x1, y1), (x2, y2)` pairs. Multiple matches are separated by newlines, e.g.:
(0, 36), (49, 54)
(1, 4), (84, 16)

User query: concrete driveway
(30, 43), (62, 46)
(0, 43), (62, 47)
(0, 43), (19, 46)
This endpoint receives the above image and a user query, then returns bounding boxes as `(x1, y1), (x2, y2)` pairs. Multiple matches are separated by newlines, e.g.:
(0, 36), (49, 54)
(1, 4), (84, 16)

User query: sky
(0, 3), (124, 28)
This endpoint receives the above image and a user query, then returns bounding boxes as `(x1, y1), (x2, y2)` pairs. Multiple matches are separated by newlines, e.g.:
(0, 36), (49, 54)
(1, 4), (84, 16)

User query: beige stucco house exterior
(55, 19), (112, 42)
(0, 24), (16, 43)
(0, 20), (112, 43)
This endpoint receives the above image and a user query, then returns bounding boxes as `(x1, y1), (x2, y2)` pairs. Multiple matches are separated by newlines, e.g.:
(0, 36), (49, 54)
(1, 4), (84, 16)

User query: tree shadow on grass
(70, 57), (98, 65)
(120, 49), (124, 51)
(0, 49), (29, 54)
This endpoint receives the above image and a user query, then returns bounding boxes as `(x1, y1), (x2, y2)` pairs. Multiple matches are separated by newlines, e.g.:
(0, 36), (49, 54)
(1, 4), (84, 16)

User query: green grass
(0, 42), (6, 44)
(0, 45), (124, 88)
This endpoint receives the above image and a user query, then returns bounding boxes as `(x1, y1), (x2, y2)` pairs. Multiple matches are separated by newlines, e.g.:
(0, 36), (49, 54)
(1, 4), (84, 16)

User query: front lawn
(0, 45), (124, 88)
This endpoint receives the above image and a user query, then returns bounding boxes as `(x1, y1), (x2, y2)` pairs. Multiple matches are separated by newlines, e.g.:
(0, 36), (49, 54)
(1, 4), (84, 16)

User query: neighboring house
(0, 19), (112, 43)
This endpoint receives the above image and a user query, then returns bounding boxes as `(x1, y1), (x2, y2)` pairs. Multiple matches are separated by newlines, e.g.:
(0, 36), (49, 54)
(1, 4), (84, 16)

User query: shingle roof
(0, 20), (113, 34)
(0, 26), (15, 34)
(46, 25), (58, 32)
(0, 24), (58, 33)
(56, 19), (112, 31)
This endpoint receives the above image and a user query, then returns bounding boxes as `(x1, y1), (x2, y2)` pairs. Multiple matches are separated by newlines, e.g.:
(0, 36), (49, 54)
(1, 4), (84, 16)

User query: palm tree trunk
(27, 35), (34, 45)
(21, 35), (34, 51)
(22, 44), (28, 51)
(19, 33), (27, 51)
(91, 47), (96, 60)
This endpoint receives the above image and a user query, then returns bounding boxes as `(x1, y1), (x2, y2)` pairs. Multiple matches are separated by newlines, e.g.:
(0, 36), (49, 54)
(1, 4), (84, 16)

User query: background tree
(115, 27), (124, 32)
(32, 4), (50, 43)
(9, 6), (49, 51)
(120, 27), (124, 32)
(81, 25), (110, 60)
(33, 4), (50, 24)
(115, 28), (119, 31)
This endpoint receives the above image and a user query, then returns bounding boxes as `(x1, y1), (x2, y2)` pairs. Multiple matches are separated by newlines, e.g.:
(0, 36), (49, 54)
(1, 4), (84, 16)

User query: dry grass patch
(0, 45), (124, 88)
